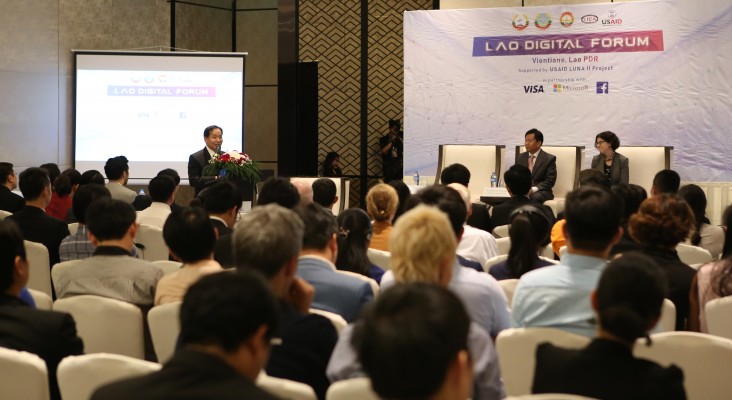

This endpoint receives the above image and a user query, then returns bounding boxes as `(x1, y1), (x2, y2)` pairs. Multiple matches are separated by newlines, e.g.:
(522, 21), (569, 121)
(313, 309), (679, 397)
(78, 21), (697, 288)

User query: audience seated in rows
(327, 205), (504, 400)
(291, 179), (313, 206)
(439, 163), (491, 232)
(7, 167), (70, 266)
(257, 177), (300, 209)
(92, 271), (281, 400)
(0, 219), (83, 400)
(0, 162), (24, 213)
(651, 169), (681, 196)
(40, 163), (61, 191)
(355, 283), (474, 400)
(156, 168), (183, 214)
(296, 204), (374, 322)
(137, 175), (176, 229)
(59, 184), (111, 262)
(608, 183), (647, 257)
(104, 156), (136, 203)
(336, 208), (385, 283)
(489, 204), (554, 281)
(155, 207), (223, 305)
(233, 204), (338, 399)
(312, 177), (338, 211)
(200, 182), (242, 269)
(491, 164), (555, 230)
(65, 169), (106, 222)
(628, 194), (697, 330)
(532, 253), (686, 399)
(365, 183), (398, 251)
(679, 184), (724, 259)
(690, 203), (732, 332)
(513, 185), (622, 337)
(46, 168), (80, 221)
(448, 183), (498, 267)
(381, 185), (511, 337)
(55, 198), (163, 306)
(386, 179), (411, 223)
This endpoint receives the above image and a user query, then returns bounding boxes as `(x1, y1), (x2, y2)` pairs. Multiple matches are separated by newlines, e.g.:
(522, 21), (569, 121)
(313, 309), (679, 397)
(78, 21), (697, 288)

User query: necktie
(529, 155), (535, 173)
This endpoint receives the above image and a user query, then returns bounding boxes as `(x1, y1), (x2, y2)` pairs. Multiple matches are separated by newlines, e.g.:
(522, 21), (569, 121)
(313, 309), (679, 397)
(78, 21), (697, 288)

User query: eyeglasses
(594, 140), (607, 147)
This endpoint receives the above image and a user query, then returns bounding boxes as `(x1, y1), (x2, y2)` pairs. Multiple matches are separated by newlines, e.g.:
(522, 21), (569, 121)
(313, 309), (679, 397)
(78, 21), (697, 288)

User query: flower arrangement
(202, 150), (261, 183)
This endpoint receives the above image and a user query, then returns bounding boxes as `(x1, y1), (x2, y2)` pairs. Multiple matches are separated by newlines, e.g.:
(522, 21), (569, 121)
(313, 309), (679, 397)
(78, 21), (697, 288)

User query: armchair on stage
(435, 144), (506, 202)
(621, 146), (673, 194)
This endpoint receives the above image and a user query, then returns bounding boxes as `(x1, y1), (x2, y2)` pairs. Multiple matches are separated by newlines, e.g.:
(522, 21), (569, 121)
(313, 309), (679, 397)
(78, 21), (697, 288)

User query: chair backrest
(27, 288), (53, 310)
(366, 248), (391, 271)
(496, 327), (591, 396)
(326, 377), (380, 400)
(436, 144), (506, 202)
(0, 347), (50, 400)
(675, 243), (713, 265)
(634, 331), (732, 400)
(51, 259), (82, 291)
(288, 177), (350, 215)
(540, 245), (555, 259)
(53, 295), (145, 359)
(24, 240), (53, 298)
(336, 270), (380, 298)
(57, 353), (161, 400)
(498, 279), (519, 308)
(483, 254), (509, 273)
(257, 372), (318, 400)
(618, 146), (673, 194)
(657, 299), (677, 333)
(493, 224), (509, 238)
(0, 209), (12, 220)
(152, 260), (183, 275)
(147, 301), (182, 362)
(310, 308), (348, 334)
(496, 237), (511, 255)
(68, 222), (79, 235)
(516, 146), (584, 199)
(706, 296), (732, 340)
(135, 224), (168, 261)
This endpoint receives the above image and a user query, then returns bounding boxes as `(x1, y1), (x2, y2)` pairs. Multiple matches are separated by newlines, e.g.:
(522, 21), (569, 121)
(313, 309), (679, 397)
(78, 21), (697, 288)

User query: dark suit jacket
(591, 152), (629, 185)
(210, 219), (233, 237)
(0, 186), (24, 213)
(490, 195), (555, 230)
(0, 295), (84, 400)
(642, 245), (697, 330)
(267, 299), (338, 400)
(467, 202), (492, 232)
(214, 232), (235, 269)
(533, 339), (686, 400)
(516, 149), (557, 202)
(188, 147), (223, 196)
(92, 349), (279, 400)
(7, 206), (70, 266)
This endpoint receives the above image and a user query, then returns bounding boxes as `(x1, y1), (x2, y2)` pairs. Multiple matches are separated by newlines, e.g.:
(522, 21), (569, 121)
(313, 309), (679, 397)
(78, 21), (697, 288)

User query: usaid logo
(602, 10), (622, 25)
(581, 15), (598, 24)
(524, 85), (544, 93)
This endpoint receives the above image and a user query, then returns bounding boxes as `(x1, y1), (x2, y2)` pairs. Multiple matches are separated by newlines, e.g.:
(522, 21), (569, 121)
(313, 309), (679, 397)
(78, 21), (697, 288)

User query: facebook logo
(596, 82), (609, 94)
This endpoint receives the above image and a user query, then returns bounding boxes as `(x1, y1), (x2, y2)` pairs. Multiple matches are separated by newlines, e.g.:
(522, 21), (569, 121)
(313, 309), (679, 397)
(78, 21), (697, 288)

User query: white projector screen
(74, 51), (246, 180)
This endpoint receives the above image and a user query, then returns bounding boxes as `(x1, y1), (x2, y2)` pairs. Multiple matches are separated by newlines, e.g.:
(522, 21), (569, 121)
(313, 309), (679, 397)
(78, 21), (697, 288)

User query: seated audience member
(532, 253), (686, 399)
(449, 183), (498, 267)
(336, 208), (385, 283)
(382, 185), (511, 337)
(156, 168), (183, 213)
(296, 203), (374, 322)
(132, 193), (153, 211)
(233, 204), (337, 399)
(609, 184), (647, 256)
(0, 219), (84, 400)
(690, 204), (732, 332)
(489, 204), (554, 281)
(439, 163), (491, 232)
(322, 151), (343, 177)
(651, 169), (681, 196)
(203, 181), (242, 237)
(59, 184), (111, 261)
(155, 208), (223, 305)
(0, 162), (24, 213)
(512, 186), (622, 337)
(40, 163), (61, 190)
(550, 169), (610, 255)
(91, 271), (281, 400)
(46, 168), (80, 220)
(136, 175), (176, 229)
(7, 167), (69, 266)
(312, 177), (338, 211)
(291, 179), (314, 206)
(679, 184), (724, 259)
(104, 156), (136, 203)
(491, 164), (535, 228)
(55, 198), (163, 306)
(256, 177), (300, 209)
(387, 179), (411, 223)
(79, 169), (106, 186)
(354, 283), (474, 400)
(365, 183), (398, 251)
(628, 194), (697, 330)
(327, 206), (504, 400)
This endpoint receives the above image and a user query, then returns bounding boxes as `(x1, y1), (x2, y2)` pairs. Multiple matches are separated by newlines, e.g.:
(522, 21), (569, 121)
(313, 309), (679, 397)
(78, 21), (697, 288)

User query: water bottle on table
(490, 171), (497, 187)
(413, 171), (420, 186)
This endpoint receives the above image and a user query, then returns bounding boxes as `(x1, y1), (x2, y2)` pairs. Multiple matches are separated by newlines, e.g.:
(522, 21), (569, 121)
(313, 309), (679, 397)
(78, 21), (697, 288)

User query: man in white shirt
(137, 175), (176, 229)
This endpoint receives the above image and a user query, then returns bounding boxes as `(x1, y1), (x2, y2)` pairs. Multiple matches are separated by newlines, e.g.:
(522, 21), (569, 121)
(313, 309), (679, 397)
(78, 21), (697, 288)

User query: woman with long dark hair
(322, 151), (343, 177)
(335, 208), (384, 283)
(46, 168), (81, 220)
(678, 184), (724, 259)
(489, 204), (553, 280)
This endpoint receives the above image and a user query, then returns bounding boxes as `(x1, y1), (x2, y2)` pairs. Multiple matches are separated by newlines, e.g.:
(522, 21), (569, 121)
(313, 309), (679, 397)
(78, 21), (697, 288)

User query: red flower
(220, 153), (231, 162)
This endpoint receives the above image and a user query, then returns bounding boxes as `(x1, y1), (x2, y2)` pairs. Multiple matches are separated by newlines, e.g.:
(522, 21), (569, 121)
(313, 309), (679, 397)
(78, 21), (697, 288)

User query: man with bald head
(291, 179), (313, 206)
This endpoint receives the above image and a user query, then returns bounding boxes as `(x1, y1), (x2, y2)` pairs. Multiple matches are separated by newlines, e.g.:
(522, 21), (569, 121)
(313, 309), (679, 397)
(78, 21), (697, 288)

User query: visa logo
(524, 85), (544, 93)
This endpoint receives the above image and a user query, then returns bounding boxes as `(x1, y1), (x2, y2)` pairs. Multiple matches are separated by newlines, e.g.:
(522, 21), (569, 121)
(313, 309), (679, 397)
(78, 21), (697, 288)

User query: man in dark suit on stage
(188, 125), (224, 196)
(0, 162), (24, 213)
(516, 128), (557, 203)
(0, 219), (84, 400)
(490, 165), (554, 229)
(7, 167), (70, 267)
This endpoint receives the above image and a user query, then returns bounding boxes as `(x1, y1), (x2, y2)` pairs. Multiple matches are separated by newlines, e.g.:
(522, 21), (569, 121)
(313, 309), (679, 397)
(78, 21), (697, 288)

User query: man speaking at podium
(188, 125), (224, 196)
(516, 128), (556, 203)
